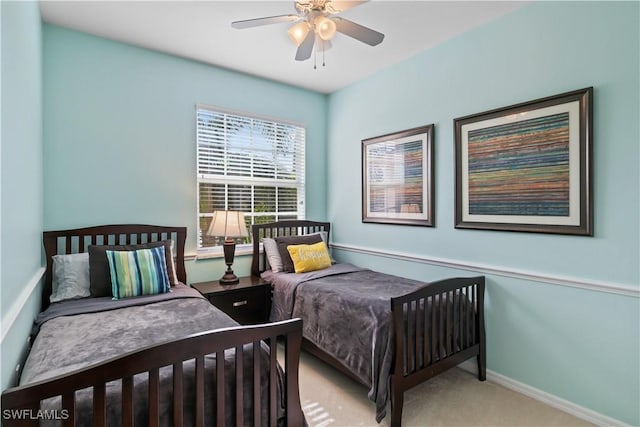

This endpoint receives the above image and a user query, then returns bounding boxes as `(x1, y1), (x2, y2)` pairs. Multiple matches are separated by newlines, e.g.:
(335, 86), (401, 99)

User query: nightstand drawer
(191, 277), (272, 325)
(208, 286), (270, 324)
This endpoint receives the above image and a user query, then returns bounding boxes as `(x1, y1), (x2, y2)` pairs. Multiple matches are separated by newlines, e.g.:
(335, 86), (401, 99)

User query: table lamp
(207, 211), (248, 285)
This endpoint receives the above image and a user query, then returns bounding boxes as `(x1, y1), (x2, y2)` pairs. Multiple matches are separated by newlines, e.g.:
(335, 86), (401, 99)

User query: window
(196, 105), (306, 253)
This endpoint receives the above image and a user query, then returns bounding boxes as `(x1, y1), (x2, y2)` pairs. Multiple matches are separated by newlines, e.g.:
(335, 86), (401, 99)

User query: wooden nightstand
(191, 276), (271, 325)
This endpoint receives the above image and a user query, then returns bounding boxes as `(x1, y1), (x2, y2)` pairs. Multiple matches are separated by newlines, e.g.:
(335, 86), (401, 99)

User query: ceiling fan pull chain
(322, 40), (326, 67)
(314, 48), (317, 70)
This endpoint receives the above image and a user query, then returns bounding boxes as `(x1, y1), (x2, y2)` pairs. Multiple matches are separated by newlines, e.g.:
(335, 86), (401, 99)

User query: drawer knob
(233, 300), (248, 307)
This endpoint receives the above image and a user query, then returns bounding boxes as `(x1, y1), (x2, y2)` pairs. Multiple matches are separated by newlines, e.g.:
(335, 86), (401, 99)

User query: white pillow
(263, 238), (283, 272)
(50, 252), (91, 303)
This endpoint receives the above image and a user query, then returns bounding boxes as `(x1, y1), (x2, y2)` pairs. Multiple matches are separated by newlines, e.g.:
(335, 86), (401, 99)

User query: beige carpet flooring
(294, 349), (594, 427)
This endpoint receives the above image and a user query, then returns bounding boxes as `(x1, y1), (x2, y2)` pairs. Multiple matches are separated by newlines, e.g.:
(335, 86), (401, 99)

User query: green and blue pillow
(106, 246), (171, 300)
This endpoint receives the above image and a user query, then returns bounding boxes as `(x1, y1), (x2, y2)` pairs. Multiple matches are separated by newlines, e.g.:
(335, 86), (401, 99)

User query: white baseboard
(1, 267), (45, 343)
(457, 360), (628, 427)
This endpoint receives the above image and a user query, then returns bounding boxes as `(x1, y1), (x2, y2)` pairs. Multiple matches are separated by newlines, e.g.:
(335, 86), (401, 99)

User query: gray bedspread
(29, 284), (203, 337)
(262, 264), (426, 423)
(20, 285), (284, 426)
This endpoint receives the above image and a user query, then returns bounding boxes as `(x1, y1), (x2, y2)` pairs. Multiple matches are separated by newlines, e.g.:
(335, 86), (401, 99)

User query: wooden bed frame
(2, 224), (305, 427)
(252, 220), (486, 427)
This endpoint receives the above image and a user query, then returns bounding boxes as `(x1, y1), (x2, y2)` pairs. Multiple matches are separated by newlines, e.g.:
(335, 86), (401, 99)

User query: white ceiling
(39, 1), (527, 94)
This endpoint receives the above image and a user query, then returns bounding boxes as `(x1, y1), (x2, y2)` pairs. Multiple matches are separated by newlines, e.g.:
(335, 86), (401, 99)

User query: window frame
(196, 104), (306, 256)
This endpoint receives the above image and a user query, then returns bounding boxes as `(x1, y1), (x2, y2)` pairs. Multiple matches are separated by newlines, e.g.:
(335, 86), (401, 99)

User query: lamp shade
(288, 21), (311, 46)
(315, 16), (336, 41)
(207, 211), (248, 239)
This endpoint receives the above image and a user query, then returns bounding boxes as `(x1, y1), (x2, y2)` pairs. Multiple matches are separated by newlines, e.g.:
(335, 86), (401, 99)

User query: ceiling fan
(231, 0), (384, 64)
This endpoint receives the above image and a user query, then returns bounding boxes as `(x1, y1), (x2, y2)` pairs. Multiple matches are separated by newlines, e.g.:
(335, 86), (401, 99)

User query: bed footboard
(390, 276), (486, 427)
(1, 319), (304, 427)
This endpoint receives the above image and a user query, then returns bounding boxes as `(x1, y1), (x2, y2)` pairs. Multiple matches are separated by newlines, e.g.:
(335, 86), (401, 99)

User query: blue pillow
(106, 246), (170, 300)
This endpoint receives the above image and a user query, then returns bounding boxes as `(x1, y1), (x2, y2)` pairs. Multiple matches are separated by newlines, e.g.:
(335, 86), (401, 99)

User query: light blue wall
(43, 24), (328, 282)
(7, 2), (639, 424)
(1, 0), (44, 389)
(327, 1), (638, 425)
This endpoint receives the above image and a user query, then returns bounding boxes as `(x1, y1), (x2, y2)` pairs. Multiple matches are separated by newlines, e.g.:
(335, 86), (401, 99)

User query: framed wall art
(362, 125), (434, 226)
(454, 87), (593, 235)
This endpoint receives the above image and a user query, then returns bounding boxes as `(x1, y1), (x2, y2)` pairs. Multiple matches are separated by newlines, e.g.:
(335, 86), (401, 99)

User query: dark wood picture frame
(454, 87), (593, 235)
(362, 125), (435, 226)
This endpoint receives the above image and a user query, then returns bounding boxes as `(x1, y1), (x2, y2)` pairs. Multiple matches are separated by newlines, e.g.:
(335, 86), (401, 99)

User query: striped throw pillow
(106, 246), (171, 300)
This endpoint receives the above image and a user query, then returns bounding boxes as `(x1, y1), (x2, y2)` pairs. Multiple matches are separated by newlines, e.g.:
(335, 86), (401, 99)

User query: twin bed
(2, 221), (486, 427)
(1, 224), (304, 426)
(253, 220), (486, 427)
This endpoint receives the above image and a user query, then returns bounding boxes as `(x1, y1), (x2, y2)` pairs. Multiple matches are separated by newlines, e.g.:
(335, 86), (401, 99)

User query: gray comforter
(20, 285), (284, 426)
(263, 264), (427, 423)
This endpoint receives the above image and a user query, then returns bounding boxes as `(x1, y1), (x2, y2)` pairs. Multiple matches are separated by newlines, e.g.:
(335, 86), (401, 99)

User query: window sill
(195, 246), (254, 261)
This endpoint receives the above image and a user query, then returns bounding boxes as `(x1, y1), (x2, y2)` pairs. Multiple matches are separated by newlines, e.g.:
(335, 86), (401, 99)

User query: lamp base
(220, 240), (239, 285)
(219, 269), (239, 285)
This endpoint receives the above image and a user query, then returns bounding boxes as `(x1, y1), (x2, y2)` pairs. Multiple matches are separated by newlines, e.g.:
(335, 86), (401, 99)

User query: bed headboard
(251, 220), (331, 277)
(42, 224), (187, 310)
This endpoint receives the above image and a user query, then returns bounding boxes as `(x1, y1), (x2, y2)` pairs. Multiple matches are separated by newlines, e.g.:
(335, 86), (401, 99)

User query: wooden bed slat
(269, 336), (278, 427)
(148, 368), (160, 427)
(466, 286), (472, 348)
(93, 383), (106, 427)
(423, 297), (429, 367)
(62, 391), (75, 427)
(122, 376), (133, 427)
(235, 345), (244, 426)
(172, 362), (184, 427)
(471, 286), (476, 347)
(216, 351), (225, 426)
(408, 301), (416, 373)
(195, 356), (204, 427)
(445, 292), (451, 356)
(65, 236), (72, 256)
(253, 341), (261, 425)
(284, 331), (304, 427)
(458, 289), (463, 353)
(431, 294), (438, 363)
(440, 293), (446, 359)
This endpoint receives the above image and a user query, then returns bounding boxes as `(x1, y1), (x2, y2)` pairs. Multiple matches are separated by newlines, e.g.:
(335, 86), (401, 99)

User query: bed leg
(477, 349), (486, 381)
(390, 380), (404, 427)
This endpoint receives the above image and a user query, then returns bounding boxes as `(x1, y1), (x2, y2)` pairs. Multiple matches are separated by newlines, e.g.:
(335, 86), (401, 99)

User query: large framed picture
(362, 125), (434, 226)
(454, 87), (593, 235)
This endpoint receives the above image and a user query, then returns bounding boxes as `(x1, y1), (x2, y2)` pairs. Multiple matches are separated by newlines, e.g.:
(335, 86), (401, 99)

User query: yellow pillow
(286, 241), (332, 273)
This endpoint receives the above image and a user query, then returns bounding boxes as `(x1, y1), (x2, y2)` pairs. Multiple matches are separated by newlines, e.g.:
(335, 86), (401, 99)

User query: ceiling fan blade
(231, 14), (299, 29)
(328, 1), (368, 13)
(295, 30), (315, 61)
(334, 17), (384, 46)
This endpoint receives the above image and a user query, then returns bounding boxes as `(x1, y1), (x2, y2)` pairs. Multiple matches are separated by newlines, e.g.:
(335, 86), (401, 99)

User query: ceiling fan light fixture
(315, 16), (337, 40)
(288, 21), (311, 46)
(232, 0), (384, 65)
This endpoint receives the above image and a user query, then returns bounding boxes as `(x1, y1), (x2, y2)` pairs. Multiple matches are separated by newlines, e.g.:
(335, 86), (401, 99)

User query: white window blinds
(196, 105), (306, 251)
